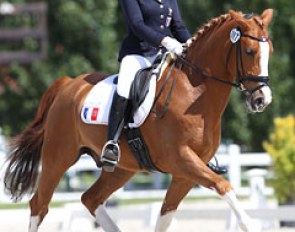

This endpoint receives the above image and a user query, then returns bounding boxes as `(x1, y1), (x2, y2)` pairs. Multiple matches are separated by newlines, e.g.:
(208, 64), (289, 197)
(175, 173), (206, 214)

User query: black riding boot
(101, 92), (128, 172)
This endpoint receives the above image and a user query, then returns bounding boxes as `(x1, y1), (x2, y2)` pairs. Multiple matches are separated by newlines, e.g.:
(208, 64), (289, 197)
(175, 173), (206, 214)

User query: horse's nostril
(255, 97), (264, 106)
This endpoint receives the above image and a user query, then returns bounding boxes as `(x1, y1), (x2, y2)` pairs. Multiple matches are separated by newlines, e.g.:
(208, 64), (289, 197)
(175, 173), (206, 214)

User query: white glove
(161, 36), (184, 56)
(185, 37), (195, 48)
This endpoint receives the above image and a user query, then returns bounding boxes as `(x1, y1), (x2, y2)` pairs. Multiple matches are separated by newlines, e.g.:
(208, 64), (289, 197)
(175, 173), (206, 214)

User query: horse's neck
(177, 72), (232, 119)
(183, 34), (234, 118)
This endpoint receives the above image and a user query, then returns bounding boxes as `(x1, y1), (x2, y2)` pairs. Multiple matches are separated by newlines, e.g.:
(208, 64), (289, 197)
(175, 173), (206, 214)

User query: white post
(145, 202), (162, 228)
(227, 144), (242, 231)
(246, 169), (267, 208)
(151, 172), (163, 189)
(246, 168), (274, 229)
(228, 144), (241, 190)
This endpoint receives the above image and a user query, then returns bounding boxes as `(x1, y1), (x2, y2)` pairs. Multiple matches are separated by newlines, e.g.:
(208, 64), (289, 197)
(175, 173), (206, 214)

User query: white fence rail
(2, 143), (295, 231)
(0, 144), (274, 202)
(117, 144), (273, 199)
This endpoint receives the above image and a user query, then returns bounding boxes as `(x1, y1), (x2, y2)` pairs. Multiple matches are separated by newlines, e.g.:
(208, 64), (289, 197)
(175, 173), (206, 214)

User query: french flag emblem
(83, 107), (89, 120)
(91, 107), (99, 121)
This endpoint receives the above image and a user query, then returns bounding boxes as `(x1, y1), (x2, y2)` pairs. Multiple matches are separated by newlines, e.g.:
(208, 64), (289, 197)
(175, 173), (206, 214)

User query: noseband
(179, 27), (270, 96)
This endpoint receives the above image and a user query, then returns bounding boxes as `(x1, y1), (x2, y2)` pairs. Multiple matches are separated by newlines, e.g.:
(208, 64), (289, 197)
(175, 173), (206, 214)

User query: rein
(178, 56), (240, 87)
(152, 61), (183, 119)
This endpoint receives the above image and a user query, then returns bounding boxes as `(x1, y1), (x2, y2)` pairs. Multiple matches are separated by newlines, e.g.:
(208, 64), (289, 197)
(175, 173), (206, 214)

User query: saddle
(125, 53), (175, 172)
(129, 52), (175, 119)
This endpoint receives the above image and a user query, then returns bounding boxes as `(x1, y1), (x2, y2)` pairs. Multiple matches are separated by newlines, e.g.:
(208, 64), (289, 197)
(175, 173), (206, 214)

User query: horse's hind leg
(81, 168), (135, 231)
(28, 139), (79, 232)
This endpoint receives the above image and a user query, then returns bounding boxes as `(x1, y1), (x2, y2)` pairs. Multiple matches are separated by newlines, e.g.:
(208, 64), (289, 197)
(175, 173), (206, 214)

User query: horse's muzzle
(246, 85), (272, 113)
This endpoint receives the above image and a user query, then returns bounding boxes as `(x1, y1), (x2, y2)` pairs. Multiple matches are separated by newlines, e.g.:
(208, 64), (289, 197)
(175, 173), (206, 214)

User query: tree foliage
(263, 115), (295, 204)
(0, 0), (295, 151)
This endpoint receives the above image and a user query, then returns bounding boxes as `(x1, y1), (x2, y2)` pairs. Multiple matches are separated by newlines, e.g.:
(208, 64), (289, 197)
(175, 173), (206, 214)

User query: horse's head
(228, 9), (273, 113)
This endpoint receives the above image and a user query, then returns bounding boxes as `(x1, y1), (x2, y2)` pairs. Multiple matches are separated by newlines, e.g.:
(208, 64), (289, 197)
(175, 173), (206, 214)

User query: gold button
(160, 25), (164, 30)
(160, 15), (164, 19)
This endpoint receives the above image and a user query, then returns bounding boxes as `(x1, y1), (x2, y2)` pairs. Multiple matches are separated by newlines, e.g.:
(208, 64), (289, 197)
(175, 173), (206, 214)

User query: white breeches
(117, 54), (158, 99)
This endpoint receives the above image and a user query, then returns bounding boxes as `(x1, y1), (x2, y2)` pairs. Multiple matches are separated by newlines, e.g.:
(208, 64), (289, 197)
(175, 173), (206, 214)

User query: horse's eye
(245, 48), (256, 56)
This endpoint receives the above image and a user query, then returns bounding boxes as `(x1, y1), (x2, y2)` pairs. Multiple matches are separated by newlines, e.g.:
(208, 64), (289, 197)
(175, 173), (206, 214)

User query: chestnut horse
(4, 9), (273, 232)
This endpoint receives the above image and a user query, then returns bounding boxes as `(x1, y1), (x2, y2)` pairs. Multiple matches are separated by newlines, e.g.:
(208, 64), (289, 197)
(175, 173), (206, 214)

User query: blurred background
(0, 0), (294, 232)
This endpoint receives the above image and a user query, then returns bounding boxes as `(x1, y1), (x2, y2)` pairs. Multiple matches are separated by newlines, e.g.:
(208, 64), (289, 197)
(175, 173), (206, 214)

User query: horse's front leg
(173, 146), (260, 232)
(155, 177), (195, 232)
(222, 191), (262, 232)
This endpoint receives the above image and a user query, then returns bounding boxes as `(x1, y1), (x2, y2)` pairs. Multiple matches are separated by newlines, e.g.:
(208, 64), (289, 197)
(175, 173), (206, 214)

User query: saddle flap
(129, 67), (153, 112)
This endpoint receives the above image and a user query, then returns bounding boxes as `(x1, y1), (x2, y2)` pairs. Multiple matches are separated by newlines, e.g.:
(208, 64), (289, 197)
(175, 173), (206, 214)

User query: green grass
(0, 196), (219, 209)
(0, 195), (276, 210)
(0, 200), (78, 210)
(0, 202), (29, 210)
(117, 195), (221, 206)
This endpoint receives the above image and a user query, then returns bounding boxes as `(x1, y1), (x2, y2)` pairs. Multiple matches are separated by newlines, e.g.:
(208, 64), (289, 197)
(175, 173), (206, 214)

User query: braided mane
(192, 11), (263, 42)
(192, 13), (231, 41)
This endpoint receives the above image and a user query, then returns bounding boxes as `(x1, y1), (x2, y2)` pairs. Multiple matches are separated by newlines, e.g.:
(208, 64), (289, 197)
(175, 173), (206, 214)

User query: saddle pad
(81, 74), (117, 125)
(81, 74), (157, 128)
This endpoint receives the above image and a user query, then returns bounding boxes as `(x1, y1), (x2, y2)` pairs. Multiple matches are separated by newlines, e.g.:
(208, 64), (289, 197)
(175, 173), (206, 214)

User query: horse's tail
(4, 76), (73, 201)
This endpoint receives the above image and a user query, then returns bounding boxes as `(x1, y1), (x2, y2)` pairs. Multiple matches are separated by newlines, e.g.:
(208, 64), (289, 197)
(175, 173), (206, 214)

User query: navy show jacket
(118, 0), (191, 61)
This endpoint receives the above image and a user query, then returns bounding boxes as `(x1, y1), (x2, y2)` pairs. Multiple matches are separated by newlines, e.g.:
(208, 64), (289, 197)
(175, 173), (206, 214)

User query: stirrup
(101, 140), (121, 172)
(207, 156), (228, 175)
(207, 162), (228, 175)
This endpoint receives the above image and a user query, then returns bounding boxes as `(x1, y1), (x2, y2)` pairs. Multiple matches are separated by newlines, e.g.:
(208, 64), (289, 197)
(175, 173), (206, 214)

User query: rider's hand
(161, 36), (184, 56)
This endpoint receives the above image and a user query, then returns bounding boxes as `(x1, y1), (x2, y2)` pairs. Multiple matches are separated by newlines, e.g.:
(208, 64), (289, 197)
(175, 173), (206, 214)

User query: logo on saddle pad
(81, 74), (157, 128)
(82, 107), (100, 121)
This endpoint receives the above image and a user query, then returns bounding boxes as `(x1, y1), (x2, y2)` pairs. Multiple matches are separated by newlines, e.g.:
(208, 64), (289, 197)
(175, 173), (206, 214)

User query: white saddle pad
(81, 74), (157, 128)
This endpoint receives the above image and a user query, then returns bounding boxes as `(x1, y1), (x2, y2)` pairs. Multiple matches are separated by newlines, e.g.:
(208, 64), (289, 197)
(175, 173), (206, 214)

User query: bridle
(178, 27), (270, 97)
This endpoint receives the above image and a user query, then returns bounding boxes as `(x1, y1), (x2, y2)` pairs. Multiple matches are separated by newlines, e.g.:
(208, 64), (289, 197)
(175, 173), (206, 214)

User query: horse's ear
(229, 10), (250, 31)
(261, 9), (273, 28)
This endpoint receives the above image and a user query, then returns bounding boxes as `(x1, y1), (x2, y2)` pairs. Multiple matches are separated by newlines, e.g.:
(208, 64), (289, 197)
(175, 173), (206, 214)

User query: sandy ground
(0, 200), (294, 232)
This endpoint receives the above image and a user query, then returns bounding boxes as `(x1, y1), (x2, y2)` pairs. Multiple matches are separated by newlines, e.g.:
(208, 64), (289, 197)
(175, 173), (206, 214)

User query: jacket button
(160, 14), (164, 19)
(160, 25), (164, 30)
(160, 4), (164, 8)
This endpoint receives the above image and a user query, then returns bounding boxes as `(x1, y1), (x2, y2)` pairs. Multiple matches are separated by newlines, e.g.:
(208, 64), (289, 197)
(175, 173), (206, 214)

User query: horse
(4, 9), (273, 232)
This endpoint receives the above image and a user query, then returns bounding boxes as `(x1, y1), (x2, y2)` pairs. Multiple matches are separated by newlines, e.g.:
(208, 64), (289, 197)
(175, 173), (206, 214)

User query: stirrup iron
(207, 156), (228, 175)
(101, 140), (121, 172)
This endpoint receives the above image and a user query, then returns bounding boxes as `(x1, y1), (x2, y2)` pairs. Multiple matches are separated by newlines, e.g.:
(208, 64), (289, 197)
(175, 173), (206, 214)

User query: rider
(101, 0), (227, 175)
